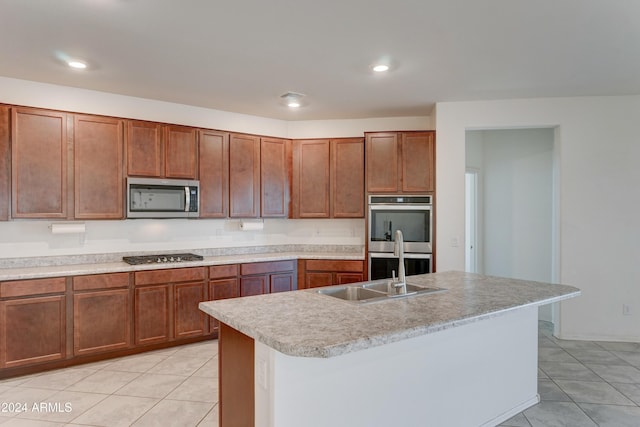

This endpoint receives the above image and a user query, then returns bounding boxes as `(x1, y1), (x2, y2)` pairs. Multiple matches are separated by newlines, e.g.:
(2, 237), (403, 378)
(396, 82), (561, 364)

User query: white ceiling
(1, 0), (639, 121)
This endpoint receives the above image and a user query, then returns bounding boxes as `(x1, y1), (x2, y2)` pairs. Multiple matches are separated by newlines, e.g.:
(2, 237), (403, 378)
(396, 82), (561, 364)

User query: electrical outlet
(623, 304), (632, 316)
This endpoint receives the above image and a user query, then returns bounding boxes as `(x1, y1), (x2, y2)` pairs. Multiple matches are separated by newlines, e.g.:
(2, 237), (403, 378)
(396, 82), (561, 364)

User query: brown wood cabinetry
(74, 115), (125, 219)
(293, 138), (364, 218)
(134, 267), (207, 345)
(229, 133), (261, 217)
(126, 120), (197, 179)
(11, 107), (69, 218)
(209, 265), (239, 333)
(240, 260), (296, 296)
(292, 139), (330, 218)
(331, 138), (364, 217)
(199, 130), (229, 218)
(366, 131), (435, 193)
(73, 273), (131, 356)
(261, 137), (290, 218)
(0, 277), (67, 368)
(0, 105), (9, 221)
(298, 259), (365, 289)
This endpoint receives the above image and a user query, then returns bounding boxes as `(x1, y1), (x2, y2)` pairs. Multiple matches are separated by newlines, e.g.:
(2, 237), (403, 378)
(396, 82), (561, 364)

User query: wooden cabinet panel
(74, 289), (131, 355)
(293, 139), (330, 218)
(261, 137), (290, 218)
(134, 267), (205, 286)
(74, 114), (124, 219)
(174, 282), (206, 339)
(126, 120), (163, 177)
(240, 276), (267, 297)
(73, 273), (129, 291)
(336, 273), (364, 285)
(229, 133), (260, 218)
(11, 108), (68, 218)
(0, 105), (9, 221)
(300, 259), (365, 289)
(165, 125), (197, 179)
(209, 264), (238, 280)
(199, 130), (229, 218)
(240, 260), (295, 276)
(270, 273), (294, 293)
(366, 132), (399, 193)
(331, 138), (364, 218)
(135, 285), (170, 345)
(0, 295), (66, 368)
(305, 272), (333, 288)
(209, 278), (239, 333)
(400, 132), (435, 192)
(0, 277), (66, 298)
(305, 260), (364, 272)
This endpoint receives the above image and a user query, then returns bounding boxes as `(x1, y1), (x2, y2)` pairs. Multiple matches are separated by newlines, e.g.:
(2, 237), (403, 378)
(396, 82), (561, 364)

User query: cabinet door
(305, 272), (333, 288)
(74, 289), (131, 355)
(270, 273), (294, 293)
(199, 130), (229, 218)
(165, 125), (197, 179)
(293, 139), (330, 218)
(261, 137), (290, 218)
(174, 282), (206, 339)
(331, 138), (364, 218)
(126, 120), (163, 177)
(11, 108), (68, 218)
(135, 285), (171, 345)
(400, 132), (435, 193)
(209, 278), (240, 333)
(366, 132), (399, 193)
(240, 275), (267, 297)
(74, 115), (124, 219)
(0, 106), (9, 221)
(0, 295), (66, 368)
(336, 273), (364, 285)
(229, 133), (260, 218)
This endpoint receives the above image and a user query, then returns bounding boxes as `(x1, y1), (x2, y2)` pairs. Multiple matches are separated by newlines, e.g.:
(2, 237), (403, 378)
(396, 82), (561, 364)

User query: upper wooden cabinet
(331, 138), (364, 218)
(11, 107), (69, 218)
(293, 138), (364, 218)
(126, 120), (197, 179)
(199, 129), (229, 218)
(366, 131), (435, 193)
(292, 139), (330, 218)
(229, 133), (260, 218)
(74, 115), (124, 219)
(261, 137), (290, 218)
(0, 106), (9, 221)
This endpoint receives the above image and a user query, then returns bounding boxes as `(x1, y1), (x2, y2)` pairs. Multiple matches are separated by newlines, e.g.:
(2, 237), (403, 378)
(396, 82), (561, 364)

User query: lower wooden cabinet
(209, 265), (240, 333)
(240, 260), (296, 296)
(299, 260), (365, 289)
(73, 289), (131, 356)
(174, 282), (207, 339)
(135, 284), (171, 345)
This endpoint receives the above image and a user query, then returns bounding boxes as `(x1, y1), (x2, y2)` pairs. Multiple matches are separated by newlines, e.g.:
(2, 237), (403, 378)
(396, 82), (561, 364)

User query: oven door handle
(369, 252), (431, 259)
(369, 205), (431, 211)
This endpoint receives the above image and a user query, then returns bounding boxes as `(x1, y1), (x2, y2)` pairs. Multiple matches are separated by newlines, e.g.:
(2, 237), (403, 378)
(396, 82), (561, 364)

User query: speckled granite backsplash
(0, 245), (364, 269)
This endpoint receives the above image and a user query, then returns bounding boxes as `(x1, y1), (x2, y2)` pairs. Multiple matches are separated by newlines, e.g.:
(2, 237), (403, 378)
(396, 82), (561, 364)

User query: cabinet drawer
(1, 277), (66, 298)
(73, 272), (130, 291)
(135, 267), (206, 286)
(305, 260), (364, 273)
(240, 260), (295, 276)
(209, 264), (238, 280)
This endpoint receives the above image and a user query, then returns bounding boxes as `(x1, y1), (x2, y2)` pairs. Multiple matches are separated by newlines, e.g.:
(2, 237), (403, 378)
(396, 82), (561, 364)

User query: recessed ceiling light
(68, 60), (87, 69)
(280, 92), (306, 109)
(287, 101), (301, 108)
(372, 64), (389, 73)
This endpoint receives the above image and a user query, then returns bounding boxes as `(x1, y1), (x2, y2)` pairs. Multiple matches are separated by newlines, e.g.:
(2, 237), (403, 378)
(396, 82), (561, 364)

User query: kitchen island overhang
(199, 271), (580, 427)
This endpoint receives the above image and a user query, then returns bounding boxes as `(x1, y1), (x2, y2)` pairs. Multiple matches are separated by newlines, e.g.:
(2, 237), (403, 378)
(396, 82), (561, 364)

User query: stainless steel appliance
(368, 195), (433, 280)
(127, 177), (200, 218)
(122, 253), (204, 265)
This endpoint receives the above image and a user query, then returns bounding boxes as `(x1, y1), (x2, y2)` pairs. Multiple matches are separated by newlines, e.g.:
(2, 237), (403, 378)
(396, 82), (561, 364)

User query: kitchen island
(199, 271), (580, 427)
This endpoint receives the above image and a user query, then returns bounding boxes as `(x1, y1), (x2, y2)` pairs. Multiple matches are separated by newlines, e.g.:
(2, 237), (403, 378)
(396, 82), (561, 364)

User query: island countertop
(199, 271), (580, 358)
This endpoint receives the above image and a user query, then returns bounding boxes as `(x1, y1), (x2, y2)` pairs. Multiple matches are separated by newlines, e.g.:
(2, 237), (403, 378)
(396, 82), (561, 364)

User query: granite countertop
(199, 271), (580, 358)
(0, 245), (364, 281)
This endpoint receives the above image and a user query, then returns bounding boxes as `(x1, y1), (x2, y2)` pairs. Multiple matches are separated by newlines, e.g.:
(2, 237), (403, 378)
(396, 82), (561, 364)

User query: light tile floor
(500, 322), (640, 427)
(0, 340), (219, 427)
(2, 323), (640, 426)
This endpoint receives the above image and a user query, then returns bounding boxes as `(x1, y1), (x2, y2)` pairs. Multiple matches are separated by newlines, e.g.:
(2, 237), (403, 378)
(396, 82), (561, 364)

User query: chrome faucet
(391, 229), (407, 294)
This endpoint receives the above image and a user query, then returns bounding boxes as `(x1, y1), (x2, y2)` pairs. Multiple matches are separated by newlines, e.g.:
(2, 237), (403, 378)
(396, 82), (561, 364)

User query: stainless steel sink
(316, 279), (446, 303)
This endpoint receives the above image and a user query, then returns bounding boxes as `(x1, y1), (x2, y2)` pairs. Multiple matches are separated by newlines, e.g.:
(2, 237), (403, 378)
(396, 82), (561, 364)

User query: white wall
(436, 96), (640, 342)
(0, 77), (432, 258)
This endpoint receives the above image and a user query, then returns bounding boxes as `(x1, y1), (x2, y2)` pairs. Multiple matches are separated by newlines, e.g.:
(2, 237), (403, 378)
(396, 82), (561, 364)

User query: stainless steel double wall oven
(368, 195), (433, 280)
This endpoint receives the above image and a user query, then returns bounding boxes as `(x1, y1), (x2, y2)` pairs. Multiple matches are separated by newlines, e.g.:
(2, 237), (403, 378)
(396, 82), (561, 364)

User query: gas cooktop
(122, 253), (204, 265)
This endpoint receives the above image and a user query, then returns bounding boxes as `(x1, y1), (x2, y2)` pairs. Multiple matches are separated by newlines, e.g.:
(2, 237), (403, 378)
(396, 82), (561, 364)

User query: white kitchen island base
(255, 306), (539, 427)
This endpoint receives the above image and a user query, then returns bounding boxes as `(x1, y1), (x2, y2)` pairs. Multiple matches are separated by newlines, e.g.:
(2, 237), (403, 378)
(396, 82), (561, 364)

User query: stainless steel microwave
(127, 177), (200, 218)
